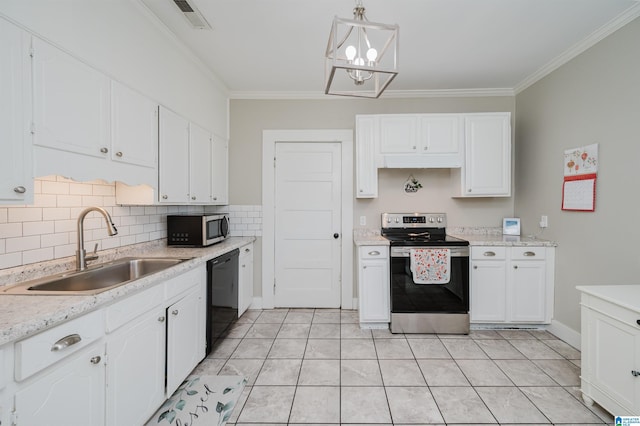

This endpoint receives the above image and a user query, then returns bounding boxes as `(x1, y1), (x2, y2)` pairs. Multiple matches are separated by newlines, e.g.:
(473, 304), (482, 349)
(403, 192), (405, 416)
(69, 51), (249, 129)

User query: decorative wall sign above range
(562, 143), (598, 212)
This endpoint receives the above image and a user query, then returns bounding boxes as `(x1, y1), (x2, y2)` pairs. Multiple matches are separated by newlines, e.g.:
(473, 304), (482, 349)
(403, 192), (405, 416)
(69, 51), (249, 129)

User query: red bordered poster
(562, 144), (598, 212)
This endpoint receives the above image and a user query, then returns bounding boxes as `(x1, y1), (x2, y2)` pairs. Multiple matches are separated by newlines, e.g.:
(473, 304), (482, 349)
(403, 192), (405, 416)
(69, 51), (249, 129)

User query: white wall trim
(547, 319), (582, 350)
(230, 88), (515, 100)
(262, 129), (354, 310)
(514, 2), (640, 94)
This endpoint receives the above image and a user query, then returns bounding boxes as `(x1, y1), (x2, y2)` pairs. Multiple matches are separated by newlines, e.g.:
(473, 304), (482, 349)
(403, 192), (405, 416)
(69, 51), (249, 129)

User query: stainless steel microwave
(167, 214), (229, 247)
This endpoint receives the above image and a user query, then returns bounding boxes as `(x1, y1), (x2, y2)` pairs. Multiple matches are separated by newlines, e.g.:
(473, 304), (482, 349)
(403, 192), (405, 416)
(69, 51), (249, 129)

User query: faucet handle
(85, 243), (99, 263)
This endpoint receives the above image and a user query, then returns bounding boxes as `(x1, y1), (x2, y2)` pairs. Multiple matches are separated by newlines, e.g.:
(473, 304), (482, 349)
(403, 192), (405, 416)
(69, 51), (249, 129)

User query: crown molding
(229, 87), (515, 100)
(514, 3), (640, 94)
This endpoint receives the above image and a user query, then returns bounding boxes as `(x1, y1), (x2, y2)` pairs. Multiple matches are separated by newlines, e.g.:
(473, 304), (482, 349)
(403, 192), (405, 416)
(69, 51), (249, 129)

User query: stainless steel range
(382, 213), (470, 334)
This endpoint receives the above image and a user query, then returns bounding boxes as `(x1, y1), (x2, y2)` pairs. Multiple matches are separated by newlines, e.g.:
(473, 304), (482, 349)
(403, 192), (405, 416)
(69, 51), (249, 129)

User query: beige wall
(515, 17), (640, 332)
(229, 97), (516, 225)
(229, 97), (516, 299)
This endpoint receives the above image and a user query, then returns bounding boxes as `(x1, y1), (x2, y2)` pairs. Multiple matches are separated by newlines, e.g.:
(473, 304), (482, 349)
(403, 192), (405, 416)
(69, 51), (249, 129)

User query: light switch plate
(360, 216), (366, 226)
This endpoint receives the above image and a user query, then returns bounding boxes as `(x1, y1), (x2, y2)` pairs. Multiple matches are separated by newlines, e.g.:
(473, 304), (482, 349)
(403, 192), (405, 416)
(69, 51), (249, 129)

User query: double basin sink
(1, 257), (191, 295)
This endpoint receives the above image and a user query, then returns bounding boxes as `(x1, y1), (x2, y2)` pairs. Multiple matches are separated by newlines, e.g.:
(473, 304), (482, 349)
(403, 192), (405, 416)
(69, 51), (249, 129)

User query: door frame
(262, 129), (354, 310)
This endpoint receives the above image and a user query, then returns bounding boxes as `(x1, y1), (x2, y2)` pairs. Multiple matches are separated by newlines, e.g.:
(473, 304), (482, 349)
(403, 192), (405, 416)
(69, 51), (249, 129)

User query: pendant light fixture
(325, 0), (399, 98)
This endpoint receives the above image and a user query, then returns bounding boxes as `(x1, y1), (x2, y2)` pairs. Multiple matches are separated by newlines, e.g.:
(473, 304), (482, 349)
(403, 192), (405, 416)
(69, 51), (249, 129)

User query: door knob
(333, 233), (339, 239)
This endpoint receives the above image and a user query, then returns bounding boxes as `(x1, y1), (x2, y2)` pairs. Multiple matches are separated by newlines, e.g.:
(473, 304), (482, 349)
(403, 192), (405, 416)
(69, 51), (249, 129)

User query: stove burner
(381, 212), (469, 247)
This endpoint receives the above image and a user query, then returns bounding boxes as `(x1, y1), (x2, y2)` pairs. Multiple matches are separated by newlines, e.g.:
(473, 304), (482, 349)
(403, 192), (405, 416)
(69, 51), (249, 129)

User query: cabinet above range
(355, 112), (511, 198)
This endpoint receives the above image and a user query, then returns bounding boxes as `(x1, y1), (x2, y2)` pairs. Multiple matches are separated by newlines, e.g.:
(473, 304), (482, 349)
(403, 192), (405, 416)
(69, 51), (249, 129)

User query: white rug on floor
(146, 375), (247, 426)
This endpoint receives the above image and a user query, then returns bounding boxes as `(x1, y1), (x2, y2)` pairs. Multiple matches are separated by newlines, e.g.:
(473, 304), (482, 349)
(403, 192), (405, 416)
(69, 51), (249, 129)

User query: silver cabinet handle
(90, 356), (101, 364)
(172, 309), (179, 316)
(13, 186), (26, 194)
(213, 197), (217, 201)
(483, 251), (496, 257)
(115, 151), (123, 157)
(245, 248), (251, 253)
(473, 265), (478, 269)
(514, 265), (518, 269)
(100, 147), (108, 154)
(632, 370), (640, 377)
(523, 251), (536, 257)
(158, 316), (165, 322)
(51, 334), (82, 352)
(162, 195), (168, 199)
(191, 196), (196, 200)
(368, 250), (380, 256)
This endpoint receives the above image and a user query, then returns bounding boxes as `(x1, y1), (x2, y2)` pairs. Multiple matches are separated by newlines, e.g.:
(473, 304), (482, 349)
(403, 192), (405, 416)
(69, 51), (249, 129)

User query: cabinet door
(0, 19), (32, 203)
(379, 115), (418, 153)
(358, 247), (390, 323)
(418, 115), (460, 154)
(111, 81), (158, 169)
(106, 308), (166, 426)
(509, 260), (546, 322)
(585, 308), (639, 411)
(470, 260), (507, 322)
(355, 115), (378, 198)
(463, 113), (511, 196)
(32, 37), (110, 158)
(159, 107), (189, 203)
(15, 343), (105, 426)
(189, 122), (212, 203)
(167, 290), (204, 396)
(211, 134), (229, 204)
(239, 245), (254, 317)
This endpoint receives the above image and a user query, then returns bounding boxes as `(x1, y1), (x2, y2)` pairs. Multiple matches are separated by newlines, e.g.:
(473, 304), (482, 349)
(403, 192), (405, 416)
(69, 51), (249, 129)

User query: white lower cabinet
(239, 244), (254, 317)
(470, 246), (554, 324)
(578, 286), (640, 415)
(106, 306), (166, 426)
(8, 264), (208, 425)
(15, 342), (106, 426)
(166, 289), (203, 396)
(357, 245), (390, 326)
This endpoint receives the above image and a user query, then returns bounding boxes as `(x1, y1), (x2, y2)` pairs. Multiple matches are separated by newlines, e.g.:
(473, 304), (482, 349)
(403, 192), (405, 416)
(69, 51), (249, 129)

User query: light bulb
(345, 45), (357, 61)
(366, 48), (378, 62)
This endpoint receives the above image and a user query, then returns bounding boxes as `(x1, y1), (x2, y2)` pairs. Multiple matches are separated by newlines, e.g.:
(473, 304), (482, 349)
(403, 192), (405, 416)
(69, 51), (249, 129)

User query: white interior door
(274, 142), (342, 308)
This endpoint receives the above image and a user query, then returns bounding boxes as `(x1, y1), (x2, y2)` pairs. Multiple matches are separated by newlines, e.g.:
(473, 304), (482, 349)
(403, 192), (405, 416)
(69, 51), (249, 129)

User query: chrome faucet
(76, 207), (118, 271)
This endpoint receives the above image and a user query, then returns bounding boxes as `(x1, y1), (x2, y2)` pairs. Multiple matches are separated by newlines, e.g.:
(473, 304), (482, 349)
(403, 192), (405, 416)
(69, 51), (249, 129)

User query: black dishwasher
(206, 249), (239, 355)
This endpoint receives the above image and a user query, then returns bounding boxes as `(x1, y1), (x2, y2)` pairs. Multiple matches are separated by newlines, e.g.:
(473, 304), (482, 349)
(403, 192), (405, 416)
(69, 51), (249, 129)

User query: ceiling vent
(172, 0), (212, 29)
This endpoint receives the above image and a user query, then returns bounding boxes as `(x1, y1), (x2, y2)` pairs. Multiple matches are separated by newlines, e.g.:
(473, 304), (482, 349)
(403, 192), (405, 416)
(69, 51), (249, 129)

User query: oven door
(390, 246), (469, 333)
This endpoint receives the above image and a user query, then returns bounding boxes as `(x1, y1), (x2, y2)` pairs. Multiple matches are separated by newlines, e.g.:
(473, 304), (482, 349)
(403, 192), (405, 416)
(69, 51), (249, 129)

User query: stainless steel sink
(1, 257), (191, 295)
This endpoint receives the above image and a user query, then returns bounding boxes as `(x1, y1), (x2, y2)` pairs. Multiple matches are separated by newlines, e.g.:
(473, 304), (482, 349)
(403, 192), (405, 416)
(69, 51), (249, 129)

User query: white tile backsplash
(205, 204), (263, 237)
(0, 176), (207, 270)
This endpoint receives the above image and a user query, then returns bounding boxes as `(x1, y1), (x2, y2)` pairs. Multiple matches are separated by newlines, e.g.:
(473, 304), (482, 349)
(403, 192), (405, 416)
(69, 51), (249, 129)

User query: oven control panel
(381, 213), (447, 228)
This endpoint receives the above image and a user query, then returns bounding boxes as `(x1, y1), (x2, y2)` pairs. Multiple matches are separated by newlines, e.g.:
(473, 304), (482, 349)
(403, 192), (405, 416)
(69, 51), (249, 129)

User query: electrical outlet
(360, 216), (366, 226)
(540, 215), (548, 228)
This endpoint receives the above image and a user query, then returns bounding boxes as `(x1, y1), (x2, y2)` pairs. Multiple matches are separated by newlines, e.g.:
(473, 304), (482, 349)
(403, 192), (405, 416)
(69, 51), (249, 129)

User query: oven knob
(387, 218), (391, 223)
(394, 218), (399, 223)
(437, 217), (443, 223)
(428, 217), (435, 223)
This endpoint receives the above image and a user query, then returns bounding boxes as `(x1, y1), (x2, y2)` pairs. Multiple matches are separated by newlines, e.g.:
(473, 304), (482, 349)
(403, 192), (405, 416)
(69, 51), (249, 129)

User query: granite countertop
(354, 228), (556, 247)
(0, 237), (255, 347)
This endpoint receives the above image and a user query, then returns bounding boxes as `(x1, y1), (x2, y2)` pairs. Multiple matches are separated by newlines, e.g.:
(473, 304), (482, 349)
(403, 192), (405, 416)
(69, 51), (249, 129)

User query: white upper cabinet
(460, 113), (511, 197)
(418, 114), (461, 155)
(355, 115), (379, 198)
(188, 122), (212, 204)
(0, 18), (32, 204)
(159, 106), (190, 203)
(211, 134), (229, 204)
(110, 81), (158, 169)
(379, 115), (419, 153)
(32, 37), (110, 158)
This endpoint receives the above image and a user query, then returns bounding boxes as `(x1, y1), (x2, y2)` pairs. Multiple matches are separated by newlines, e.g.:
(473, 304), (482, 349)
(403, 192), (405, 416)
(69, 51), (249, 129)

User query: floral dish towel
(410, 248), (450, 284)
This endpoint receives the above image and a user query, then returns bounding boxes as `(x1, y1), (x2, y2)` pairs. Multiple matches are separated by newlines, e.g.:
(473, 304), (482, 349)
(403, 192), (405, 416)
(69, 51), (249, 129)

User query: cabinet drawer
(15, 309), (105, 381)
(471, 246), (506, 260)
(582, 293), (640, 329)
(106, 284), (164, 333)
(511, 247), (546, 260)
(165, 266), (203, 300)
(359, 246), (389, 260)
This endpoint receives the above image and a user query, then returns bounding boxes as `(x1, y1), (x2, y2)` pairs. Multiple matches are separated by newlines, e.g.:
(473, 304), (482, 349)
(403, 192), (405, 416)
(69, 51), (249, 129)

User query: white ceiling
(140, 0), (640, 98)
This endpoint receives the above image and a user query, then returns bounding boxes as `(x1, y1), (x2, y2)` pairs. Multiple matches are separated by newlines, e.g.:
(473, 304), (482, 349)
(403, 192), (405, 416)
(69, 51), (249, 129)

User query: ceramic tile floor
(191, 308), (614, 425)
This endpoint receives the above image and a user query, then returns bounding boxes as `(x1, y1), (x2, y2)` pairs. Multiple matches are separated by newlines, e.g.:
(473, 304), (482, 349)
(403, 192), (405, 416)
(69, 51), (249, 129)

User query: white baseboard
(351, 298), (358, 311)
(547, 319), (581, 350)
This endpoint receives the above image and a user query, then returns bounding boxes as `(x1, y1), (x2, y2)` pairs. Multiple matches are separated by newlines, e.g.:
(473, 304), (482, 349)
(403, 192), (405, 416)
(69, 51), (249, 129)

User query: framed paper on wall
(503, 218), (521, 235)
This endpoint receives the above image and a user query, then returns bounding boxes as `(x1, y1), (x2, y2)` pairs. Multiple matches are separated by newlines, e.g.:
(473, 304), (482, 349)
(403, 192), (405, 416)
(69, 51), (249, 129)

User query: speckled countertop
(354, 227), (557, 247)
(0, 237), (255, 346)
